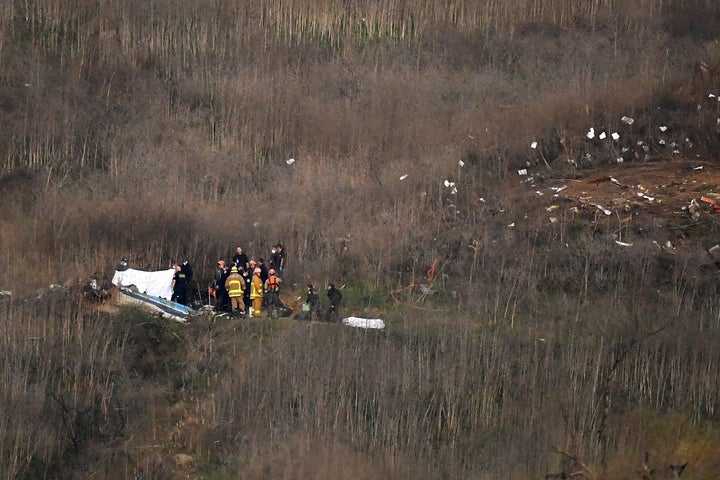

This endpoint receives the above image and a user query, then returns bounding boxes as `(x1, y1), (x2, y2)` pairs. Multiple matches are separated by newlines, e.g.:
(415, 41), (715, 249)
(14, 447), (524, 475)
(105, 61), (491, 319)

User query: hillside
(2, 1), (720, 479)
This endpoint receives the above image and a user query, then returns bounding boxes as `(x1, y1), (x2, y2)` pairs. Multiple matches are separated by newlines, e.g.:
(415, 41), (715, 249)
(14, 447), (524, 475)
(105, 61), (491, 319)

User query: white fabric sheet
(112, 268), (175, 300)
(342, 317), (385, 329)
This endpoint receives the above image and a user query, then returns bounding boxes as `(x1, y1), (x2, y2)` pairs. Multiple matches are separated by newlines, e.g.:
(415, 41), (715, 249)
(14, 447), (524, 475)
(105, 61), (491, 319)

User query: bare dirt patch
(516, 158), (720, 250)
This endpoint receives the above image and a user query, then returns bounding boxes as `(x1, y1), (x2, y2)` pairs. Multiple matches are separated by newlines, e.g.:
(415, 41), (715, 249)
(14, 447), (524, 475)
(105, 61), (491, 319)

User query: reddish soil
(518, 158), (720, 249)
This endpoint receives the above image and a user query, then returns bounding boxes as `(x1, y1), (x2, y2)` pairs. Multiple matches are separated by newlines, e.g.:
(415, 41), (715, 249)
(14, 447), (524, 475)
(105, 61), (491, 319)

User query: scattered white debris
(286, 158), (295, 165)
(342, 317), (385, 330)
(508, 222), (515, 227)
(479, 197), (486, 202)
(615, 240), (633, 247)
(611, 132), (620, 141)
(665, 240), (675, 250)
(444, 179), (455, 188)
(0, 290), (11, 297)
(546, 205), (560, 212)
(693, 166), (703, 170)
(595, 204), (612, 216)
(599, 131), (607, 140)
(458, 160), (465, 167)
(610, 178), (623, 186)
(451, 187), (458, 195)
(530, 141), (538, 149)
(535, 191), (544, 196)
(549, 217), (558, 223)
(659, 126), (668, 132)
(518, 169), (528, 176)
(637, 193), (655, 202)
(586, 127), (595, 139)
(621, 116), (634, 125)
(616, 157), (624, 163)
(399, 174), (408, 180)
(551, 185), (567, 193)
(659, 139), (666, 145)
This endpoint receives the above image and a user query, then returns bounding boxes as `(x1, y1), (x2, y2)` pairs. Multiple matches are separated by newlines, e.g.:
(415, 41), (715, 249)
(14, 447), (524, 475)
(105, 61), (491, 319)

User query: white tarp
(112, 268), (175, 300)
(342, 317), (385, 329)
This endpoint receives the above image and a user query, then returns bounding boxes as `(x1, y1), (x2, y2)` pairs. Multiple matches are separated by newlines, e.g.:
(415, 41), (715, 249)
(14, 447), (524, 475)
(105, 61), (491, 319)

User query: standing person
(325, 283), (343, 322)
(214, 260), (231, 312)
(269, 245), (282, 272)
(171, 263), (188, 306)
(306, 284), (322, 321)
(232, 246), (249, 271)
(264, 268), (282, 310)
(275, 244), (286, 274)
(258, 258), (269, 284)
(242, 266), (252, 318)
(250, 267), (264, 317)
(225, 265), (245, 318)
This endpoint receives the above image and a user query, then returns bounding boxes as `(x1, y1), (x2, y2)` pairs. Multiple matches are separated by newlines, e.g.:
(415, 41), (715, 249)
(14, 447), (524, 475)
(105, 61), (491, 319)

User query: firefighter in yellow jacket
(224, 265), (245, 317)
(250, 267), (264, 317)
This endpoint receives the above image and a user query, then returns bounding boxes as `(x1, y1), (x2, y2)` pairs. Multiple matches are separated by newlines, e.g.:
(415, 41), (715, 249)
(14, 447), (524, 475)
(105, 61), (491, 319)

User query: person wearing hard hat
(250, 267), (264, 317)
(264, 268), (282, 310)
(225, 265), (245, 318)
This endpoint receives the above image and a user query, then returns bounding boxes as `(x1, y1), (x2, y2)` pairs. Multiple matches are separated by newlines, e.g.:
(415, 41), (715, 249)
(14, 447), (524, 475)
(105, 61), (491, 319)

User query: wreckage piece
(688, 199), (701, 219)
(112, 267), (197, 322)
(116, 286), (196, 322)
(700, 196), (720, 213)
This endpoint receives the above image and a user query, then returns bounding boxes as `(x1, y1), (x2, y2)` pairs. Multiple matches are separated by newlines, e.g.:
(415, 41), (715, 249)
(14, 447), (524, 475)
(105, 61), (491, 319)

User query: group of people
(211, 244), (343, 321)
(301, 282), (343, 323)
(163, 243), (343, 321)
(212, 244), (287, 318)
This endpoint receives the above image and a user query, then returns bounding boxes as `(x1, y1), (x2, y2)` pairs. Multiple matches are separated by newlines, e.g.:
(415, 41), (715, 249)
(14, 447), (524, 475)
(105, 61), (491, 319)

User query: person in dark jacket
(306, 284), (322, 321)
(275, 244), (286, 274)
(242, 266), (252, 317)
(181, 260), (193, 281)
(325, 283), (342, 322)
(171, 263), (188, 306)
(258, 258), (269, 284)
(232, 246), (249, 271)
(269, 245), (282, 272)
(214, 260), (231, 312)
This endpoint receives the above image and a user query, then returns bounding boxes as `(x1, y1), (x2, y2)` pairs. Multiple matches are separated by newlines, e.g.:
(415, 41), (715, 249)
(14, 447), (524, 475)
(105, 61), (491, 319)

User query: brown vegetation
(2, 0), (720, 478)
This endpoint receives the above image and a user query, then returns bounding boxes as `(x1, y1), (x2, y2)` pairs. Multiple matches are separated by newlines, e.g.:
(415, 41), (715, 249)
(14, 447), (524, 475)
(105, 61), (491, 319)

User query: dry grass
(2, 0), (720, 478)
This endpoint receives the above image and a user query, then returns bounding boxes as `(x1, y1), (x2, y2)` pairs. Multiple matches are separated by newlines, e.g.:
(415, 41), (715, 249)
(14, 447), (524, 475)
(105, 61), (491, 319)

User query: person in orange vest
(224, 265), (245, 318)
(250, 267), (264, 317)
(264, 268), (282, 310)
